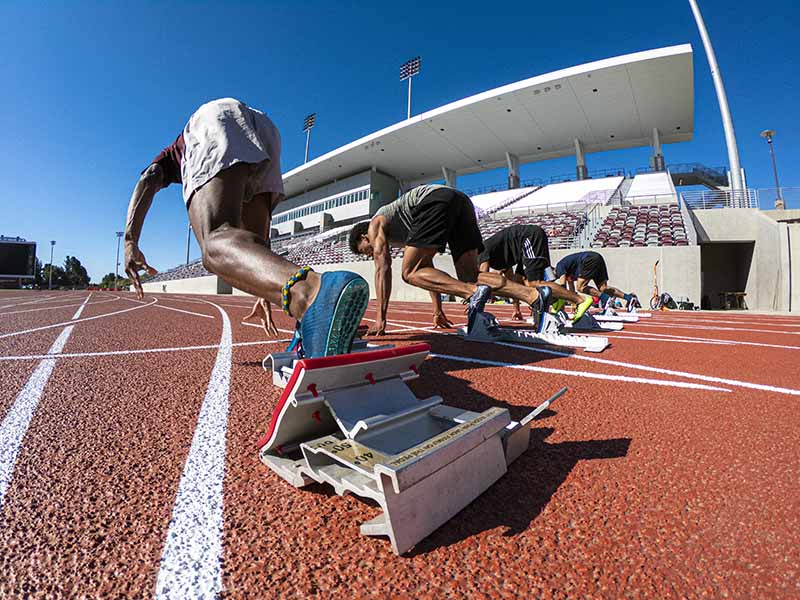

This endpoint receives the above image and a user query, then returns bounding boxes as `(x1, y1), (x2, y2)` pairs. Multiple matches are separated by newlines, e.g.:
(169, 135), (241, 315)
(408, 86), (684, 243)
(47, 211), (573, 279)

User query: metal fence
(680, 189), (758, 209)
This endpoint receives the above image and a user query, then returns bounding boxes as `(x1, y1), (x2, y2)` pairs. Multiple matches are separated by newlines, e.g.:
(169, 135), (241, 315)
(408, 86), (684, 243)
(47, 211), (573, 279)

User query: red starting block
(258, 342), (564, 555)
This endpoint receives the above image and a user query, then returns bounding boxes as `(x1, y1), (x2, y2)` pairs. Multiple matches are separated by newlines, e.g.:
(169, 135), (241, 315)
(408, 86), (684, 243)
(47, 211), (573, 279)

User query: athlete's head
(348, 221), (372, 256)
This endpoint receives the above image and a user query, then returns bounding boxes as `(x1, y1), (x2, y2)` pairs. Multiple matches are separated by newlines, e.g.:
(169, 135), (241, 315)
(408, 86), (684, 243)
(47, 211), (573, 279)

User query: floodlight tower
(48, 240), (55, 290)
(115, 231), (124, 290)
(687, 0), (744, 202)
(303, 113), (316, 164)
(400, 56), (421, 119)
(760, 129), (784, 209)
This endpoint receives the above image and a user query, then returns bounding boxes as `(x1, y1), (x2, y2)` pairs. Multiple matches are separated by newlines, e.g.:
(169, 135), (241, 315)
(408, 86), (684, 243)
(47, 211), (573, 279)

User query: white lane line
(603, 334), (737, 347)
(0, 297), (118, 317)
(634, 321), (800, 336)
(0, 298), (157, 340)
(0, 294), (90, 508)
(0, 294), (71, 310)
(155, 301), (231, 599)
(620, 329), (800, 351)
(0, 339), (289, 362)
(155, 304), (216, 319)
(430, 353), (731, 393)
(492, 340), (800, 397)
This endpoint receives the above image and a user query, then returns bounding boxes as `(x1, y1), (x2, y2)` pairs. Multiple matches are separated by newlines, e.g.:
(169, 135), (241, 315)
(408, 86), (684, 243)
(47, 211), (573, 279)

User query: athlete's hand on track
(511, 309), (524, 321)
(124, 243), (157, 300)
(244, 298), (279, 337)
(367, 319), (387, 336)
(432, 312), (454, 329)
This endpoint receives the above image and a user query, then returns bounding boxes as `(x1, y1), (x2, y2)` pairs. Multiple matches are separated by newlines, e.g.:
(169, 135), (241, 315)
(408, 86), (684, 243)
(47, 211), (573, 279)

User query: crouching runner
(478, 224), (593, 321)
(554, 250), (640, 312)
(348, 184), (552, 335)
(124, 98), (369, 358)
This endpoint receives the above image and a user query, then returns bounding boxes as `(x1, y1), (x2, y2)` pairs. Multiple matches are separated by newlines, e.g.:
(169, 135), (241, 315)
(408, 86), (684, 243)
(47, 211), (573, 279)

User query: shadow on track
(408, 427), (631, 556)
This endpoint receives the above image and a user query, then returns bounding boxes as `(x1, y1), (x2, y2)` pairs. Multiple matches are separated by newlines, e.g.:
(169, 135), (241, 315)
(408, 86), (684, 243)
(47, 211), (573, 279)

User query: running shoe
(298, 271), (369, 358)
(550, 298), (567, 314)
(573, 294), (594, 321)
(467, 284), (492, 333)
(531, 286), (553, 333)
(286, 323), (301, 353)
(625, 293), (641, 312)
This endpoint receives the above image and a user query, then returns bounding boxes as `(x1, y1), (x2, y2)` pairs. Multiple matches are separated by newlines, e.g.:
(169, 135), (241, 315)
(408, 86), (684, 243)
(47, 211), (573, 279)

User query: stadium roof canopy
(283, 44), (694, 197)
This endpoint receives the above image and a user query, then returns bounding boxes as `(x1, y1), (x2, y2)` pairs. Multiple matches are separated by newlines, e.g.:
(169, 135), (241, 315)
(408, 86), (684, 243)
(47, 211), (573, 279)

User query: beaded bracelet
(282, 266), (313, 316)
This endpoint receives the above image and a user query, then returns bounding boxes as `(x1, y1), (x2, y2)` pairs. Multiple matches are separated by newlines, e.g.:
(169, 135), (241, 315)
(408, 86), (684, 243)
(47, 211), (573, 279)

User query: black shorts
(406, 189), (484, 260)
(517, 225), (551, 281)
(579, 251), (609, 285)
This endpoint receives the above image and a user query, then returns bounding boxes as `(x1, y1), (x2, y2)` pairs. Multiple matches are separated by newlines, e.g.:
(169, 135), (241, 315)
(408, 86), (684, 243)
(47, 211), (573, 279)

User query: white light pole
(688, 0), (744, 203)
(115, 231), (123, 290)
(48, 240), (55, 290)
(303, 113), (316, 164)
(400, 56), (421, 119)
(760, 129), (783, 209)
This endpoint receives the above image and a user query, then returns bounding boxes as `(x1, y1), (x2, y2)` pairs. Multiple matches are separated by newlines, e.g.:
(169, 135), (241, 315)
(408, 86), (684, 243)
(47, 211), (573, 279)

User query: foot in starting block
(467, 310), (609, 352)
(562, 312), (624, 332)
(257, 343), (566, 555)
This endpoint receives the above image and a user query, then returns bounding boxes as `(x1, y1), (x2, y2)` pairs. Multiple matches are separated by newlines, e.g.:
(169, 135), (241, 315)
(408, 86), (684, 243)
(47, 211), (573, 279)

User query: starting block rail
(258, 342), (563, 555)
(467, 311), (609, 352)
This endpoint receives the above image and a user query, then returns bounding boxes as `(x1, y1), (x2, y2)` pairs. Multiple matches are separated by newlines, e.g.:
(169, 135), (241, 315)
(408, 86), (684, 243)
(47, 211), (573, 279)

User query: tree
(42, 264), (66, 288)
(100, 273), (118, 288)
(63, 256), (90, 288)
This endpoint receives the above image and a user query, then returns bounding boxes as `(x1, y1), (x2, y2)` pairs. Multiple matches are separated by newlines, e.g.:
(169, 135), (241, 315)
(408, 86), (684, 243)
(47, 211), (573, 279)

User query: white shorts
(181, 98), (284, 207)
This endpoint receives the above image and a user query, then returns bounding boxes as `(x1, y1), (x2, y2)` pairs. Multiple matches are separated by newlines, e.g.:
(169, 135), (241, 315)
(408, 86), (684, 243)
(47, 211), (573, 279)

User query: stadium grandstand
(143, 44), (800, 312)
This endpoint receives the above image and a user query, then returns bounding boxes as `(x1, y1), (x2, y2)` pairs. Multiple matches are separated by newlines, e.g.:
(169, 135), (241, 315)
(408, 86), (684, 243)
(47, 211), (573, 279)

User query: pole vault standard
(688, 0), (744, 202)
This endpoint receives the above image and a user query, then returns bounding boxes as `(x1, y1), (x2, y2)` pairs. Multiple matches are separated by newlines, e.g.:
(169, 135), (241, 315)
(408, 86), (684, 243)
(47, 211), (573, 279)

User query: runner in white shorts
(123, 98), (369, 358)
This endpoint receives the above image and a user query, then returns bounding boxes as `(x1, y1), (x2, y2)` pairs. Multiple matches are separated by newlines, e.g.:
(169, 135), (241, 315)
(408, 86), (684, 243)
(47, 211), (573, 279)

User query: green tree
(42, 264), (66, 288)
(63, 256), (90, 288)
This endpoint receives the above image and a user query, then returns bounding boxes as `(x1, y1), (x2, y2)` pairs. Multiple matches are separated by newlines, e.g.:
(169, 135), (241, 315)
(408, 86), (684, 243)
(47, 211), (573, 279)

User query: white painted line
(71, 293), (92, 320)
(620, 329), (800, 351)
(430, 352), (731, 392)
(603, 334), (736, 346)
(0, 298), (157, 340)
(155, 304), (215, 319)
(0, 297), (118, 317)
(492, 340), (800, 397)
(155, 301), (231, 599)
(635, 321), (800, 337)
(0, 339), (289, 362)
(0, 294), (91, 508)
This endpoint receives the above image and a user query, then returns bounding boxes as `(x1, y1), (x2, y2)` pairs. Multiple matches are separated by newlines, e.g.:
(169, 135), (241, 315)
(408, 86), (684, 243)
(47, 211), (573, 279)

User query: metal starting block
(595, 311), (640, 323)
(556, 311), (624, 332)
(257, 343), (563, 555)
(467, 310), (609, 352)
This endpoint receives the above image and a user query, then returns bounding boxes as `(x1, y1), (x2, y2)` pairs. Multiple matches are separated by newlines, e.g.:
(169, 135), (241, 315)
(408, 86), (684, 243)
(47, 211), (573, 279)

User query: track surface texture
(1, 290), (798, 599)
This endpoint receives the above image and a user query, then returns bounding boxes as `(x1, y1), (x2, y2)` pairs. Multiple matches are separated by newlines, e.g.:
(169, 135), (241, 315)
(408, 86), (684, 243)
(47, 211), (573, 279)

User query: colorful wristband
(282, 266), (313, 316)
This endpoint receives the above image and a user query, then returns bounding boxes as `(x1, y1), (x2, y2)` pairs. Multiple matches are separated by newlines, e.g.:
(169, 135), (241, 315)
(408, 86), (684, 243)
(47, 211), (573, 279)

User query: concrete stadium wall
(237, 246), (699, 308)
(691, 209), (791, 311)
(141, 275), (231, 295)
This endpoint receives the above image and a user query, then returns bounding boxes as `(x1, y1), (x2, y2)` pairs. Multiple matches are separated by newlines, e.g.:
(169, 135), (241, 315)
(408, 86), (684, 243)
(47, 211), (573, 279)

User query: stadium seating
(469, 186), (539, 215)
(592, 204), (688, 247)
(147, 259), (211, 282)
(480, 212), (588, 250)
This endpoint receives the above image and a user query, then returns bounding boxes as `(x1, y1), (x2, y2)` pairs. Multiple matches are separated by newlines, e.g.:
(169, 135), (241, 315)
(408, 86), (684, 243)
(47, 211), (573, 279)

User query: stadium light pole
(303, 113), (316, 164)
(687, 0), (744, 203)
(114, 231), (123, 291)
(48, 240), (55, 290)
(760, 130), (783, 209)
(400, 56), (421, 119)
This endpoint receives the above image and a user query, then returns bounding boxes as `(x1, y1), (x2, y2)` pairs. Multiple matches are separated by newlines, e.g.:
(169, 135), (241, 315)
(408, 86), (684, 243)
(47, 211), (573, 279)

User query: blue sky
(1, 0), (797, 281)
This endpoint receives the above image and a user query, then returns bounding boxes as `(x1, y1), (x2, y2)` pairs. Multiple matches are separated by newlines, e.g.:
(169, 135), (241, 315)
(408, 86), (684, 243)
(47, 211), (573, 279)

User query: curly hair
(348, 221), (371, 254)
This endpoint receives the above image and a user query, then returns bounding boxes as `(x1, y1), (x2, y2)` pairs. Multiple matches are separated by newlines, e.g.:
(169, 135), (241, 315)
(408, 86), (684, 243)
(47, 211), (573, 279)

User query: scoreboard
(0, 239), (37, 278)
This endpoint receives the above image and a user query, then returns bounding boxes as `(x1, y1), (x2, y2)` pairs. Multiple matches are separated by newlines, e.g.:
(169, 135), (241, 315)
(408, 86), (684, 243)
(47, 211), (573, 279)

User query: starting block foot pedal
(467, 311), (609, 353)
(257, 343), (567, 554)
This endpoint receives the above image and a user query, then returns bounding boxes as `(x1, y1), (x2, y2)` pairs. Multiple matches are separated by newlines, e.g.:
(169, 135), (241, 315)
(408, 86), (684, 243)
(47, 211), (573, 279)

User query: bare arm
(430, 291), (454, 328)
(124, 163), (164, 297)
(369, 218), (392, 335)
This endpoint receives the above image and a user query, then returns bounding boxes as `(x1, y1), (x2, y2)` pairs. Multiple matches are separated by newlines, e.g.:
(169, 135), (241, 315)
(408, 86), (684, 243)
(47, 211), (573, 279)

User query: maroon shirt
(147, 133), (185, 185)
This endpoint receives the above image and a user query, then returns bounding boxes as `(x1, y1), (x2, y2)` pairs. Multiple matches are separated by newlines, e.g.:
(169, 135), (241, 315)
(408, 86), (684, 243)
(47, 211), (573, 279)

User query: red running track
(0, 290), (798, 598)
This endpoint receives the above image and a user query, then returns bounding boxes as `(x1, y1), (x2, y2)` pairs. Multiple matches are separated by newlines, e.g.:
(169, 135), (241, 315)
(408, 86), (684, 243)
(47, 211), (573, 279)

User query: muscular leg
(400, 247), (541, 305)
(188, 163), (320, 318)
(597, 281), (626, 299)
(526, 279), (584, 303)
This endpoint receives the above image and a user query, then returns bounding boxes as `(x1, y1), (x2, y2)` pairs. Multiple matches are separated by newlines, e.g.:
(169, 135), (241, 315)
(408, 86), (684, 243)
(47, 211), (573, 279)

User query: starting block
(467, 310), (609, 352)
(258, 343), (565, 555)
(557, 311), (624, 332)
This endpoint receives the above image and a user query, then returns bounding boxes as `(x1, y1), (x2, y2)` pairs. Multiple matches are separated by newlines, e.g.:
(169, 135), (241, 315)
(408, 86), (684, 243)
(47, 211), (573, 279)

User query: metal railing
(680, 189), (758, 209)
